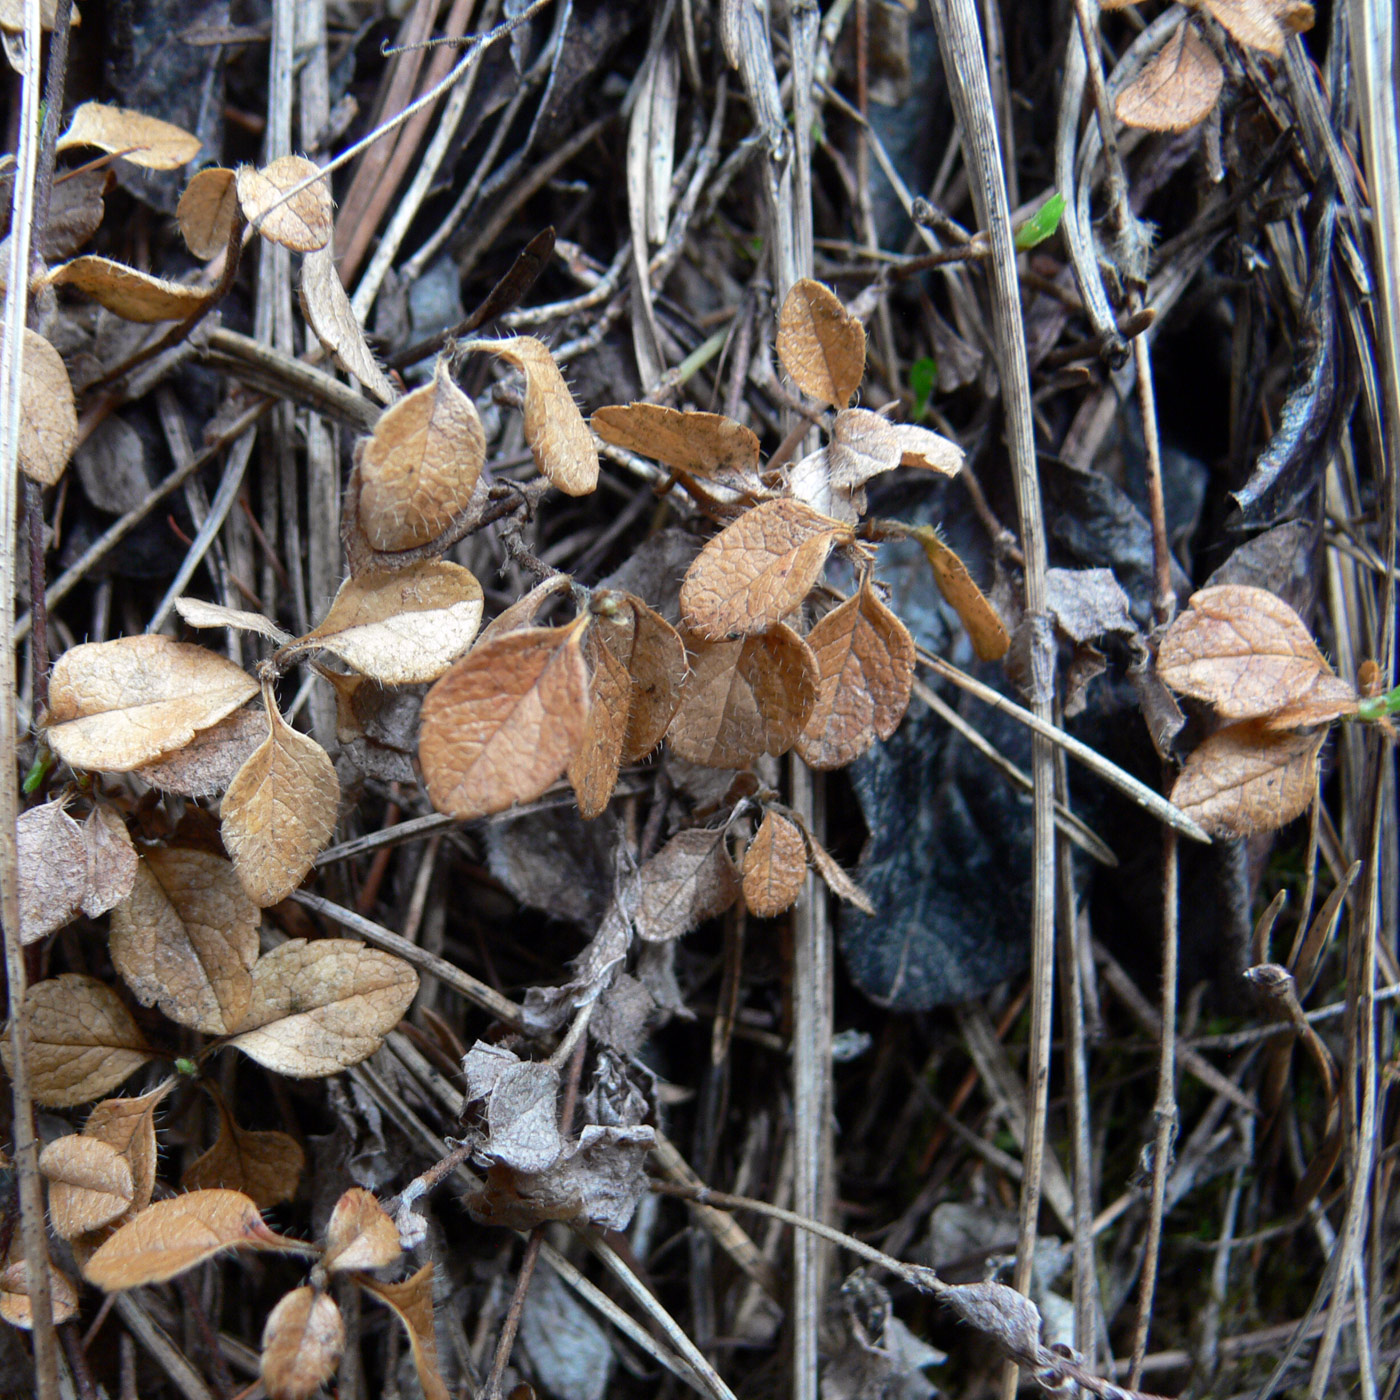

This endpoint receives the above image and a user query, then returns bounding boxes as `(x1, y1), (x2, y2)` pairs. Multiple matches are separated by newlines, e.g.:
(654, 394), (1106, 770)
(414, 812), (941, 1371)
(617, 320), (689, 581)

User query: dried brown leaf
(81, 804), (139, 918)
(175, 596), (293, 645)
(1203, 0), (1292, 55)
(19, 330), (78, 485)
(221, 694), (340, 906)
(1171, 721), (1325, 838)
(300, 245), (396, 404)
(109, 846), (260, 1035)
(321, 1187), (402, 1273)
(42, 167), (109, 261)
(742, 810), (807, 918)
(47, 634), (259, 772)
(680, 499), (853, 640)
(913, 526), (1010, 662)
(82, 1080), (174, 1219)
(227, 939), (419, 1077)
(357, 361), (484, 551)
(797, 580), (915, 768)
(615, 594), (688, 762)
(17, 799), (87, 944)
(182, 1087), (305, 1209)
(360, 1266), (450, 1400)
(419, 618), (591, 820)
(591, 403), (761, 477)
(828, 408), (900, 490)
(0, 1260), (79, 1329)
(804, 826), (875, 915)
(474, 336), (599, 495)
(635, 827), (742, 942)
(1114, 23), (1224, 132)
(476, 574), (576, 646)
(890, 422), (964, 476)
(569, 623), (632, 820)
(46, 255), (213, 322)
(134, 706), (269, 797)
(57, 102), (201, 169)
(40, 1133), (136, 1238)
(236, 155), (333, 252)
(262, 1287), (345, 1400)
(6, 975), (153, 1108)
(667, 624), (818, 768)
(776, 278), (866, 409)
(177, 166), (240, 259)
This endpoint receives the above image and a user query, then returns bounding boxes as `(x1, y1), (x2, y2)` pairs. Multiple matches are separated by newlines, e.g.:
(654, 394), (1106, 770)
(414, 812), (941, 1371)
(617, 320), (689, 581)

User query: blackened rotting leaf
(823, 1272), (945, 1400)
(485, 805), (619, 931)
(1044, 568), (1137, 646)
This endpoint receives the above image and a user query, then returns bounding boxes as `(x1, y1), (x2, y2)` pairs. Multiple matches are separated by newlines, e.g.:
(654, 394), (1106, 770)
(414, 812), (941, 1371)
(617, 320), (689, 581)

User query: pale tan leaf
(804, 827), (875, 915)
(321, 1187), (402, 1273)
(17, 799), (87, 944)
(236, 155), (333, 252)
(570, 622), (632, 820)
(0, 1261), (79, 1329)
(287, 562), (484, 684)
(82, 1080), (175, 1218)
(227, 939), (419, 1077)
(1203, 0), (1288, 55)
(635, 827), (742, 942)
(474, 336), (599, 495)
(742, 810), (807, 918)
(18, 329), (78, 485)
(46, 256), (213, 322)
(176, 166), (240, 259)
(1171, 721), (1325, 838)
(828, 408), (900, 489)
(776, 278), (866, 409)
(357, 361), (484, 551)
(797, 580), (915, 769)
(262, 1287), (345, 1400)
(57, 102), (201, 169)
(475, 573), (575, 646)
(81, 804), (139, 918)
(300, 245), (396, 404)
(1114, 23), (1224, 132)
(680, 499), (853, 640)
(182, 1087), (305, 1209)
(666, 624), (818, 768)
(890, 422), (964, 476)
(134, 706), (268, 797)
(913, 526), (1010, 662)
(615, 594), (688, 762)
(6, 974), (153, 1108)
(360, 1265), (450, 1400)
(175, 596), (292, 645)
(221, 696), (341, 907)
(47, 634), (259, 772)
(419, 619), (591, 820)
(591, 403), (760, 477)
(109, 846), (260, 1035)
(39, 1133), (135, 1238)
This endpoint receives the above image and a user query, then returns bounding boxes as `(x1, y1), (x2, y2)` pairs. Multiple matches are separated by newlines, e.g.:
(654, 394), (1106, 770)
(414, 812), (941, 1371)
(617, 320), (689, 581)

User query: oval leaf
(1114, 23), (1224, 133)
(82, 1081), (176, 1220)
(1171, 721), (1325, 838)
(635, 828), (743, 942)
(616, 594), (689, 762)
(262, 1287), (345, 1400)
(569, 621), (633, 821)
(47, 255), (213, 322)
(39, 1134), (136, 1238)
(182, 1087), (305, 1209)
(81, 805), (140, 919)
(0, 1261), (79, 1329)
(591, 403), (760, 477)
(17, 799), (87, 944)
(19, 330), (78, 485)
(300, 245), (395, 404)
(134, 706), (269, 797)
(322, 1187), (402, 1273)
(236, 155), (333, 252)
(776, 278), (866, 409)
(177, 166), (240, 259)
(57, 102), (201, 169)
(742, 810), (807, 918)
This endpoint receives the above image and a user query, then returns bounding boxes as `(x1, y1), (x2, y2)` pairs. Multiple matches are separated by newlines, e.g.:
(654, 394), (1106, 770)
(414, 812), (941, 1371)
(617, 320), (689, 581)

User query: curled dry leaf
(262, 1287), (345, 1400)
(109, 846), (260, 1035)
(56, 102), (201, 169)
(357, 361), (484, 551)
(635, 827), (743, 942)
(227, 939), (419, 1077)
(359, 1266), (450, 1400)
(419, 618), (591, 820)
(891, 422), (964, 476)
(82, 1080), (175, 1220)
(18, 330), (78, 486)
(17, 799), (88, 944)
(134, 706), (269, 797)
(300, 245), (396, 404)
(570, 621), (633, 820)
(0, 1261), (79, 1330)
(776, 277), (866, 410)
(1171, 721), (1325, 838)
(797, 579), (915, 769)
(221, 695), (341, 906)
(614, 594), (689, 762)
(175, 596), (293, 645)
(46, 634), (259, 772)
(591, 403), (761, 477)
(81, 805), (139, 918)
(742, 810), (807, 918)
(828, 408), (900, 490)
(46, 256), (213, 322)
(39, 1134), (136, 1238)
(913, 525), (1010, 662)
(182, 1087), (305, 1209)
(476, 573), (575, 646)
(321, 1187), (402, 1273)
(680, 499), (854, 640)
(667, 624), (818, 768)
(6, 974), (153, 1108)
(177, 166), (240, 259)
(1114, 23), (1224, 133)
(286, 562), (484, 685)
(236, 154), (333, 252)
(805, 826), (876, 915)
(474, 336), (599, 495)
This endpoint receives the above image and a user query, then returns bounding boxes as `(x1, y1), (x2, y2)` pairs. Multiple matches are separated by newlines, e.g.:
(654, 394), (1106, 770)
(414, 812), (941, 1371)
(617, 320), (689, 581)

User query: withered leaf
(321, 1187), (402, 1273)
(591, 403), (760, 477)
(82, 1080), (174, 1220)
(913, 525), (1010, 662)
(81, 805), (139, 918)
(474, 336), (599, 495)
(262, 1287), (345, 1400)
(300, 245), (396, 404)
(891, 422), (964, 476)
(615, 594), (688, 762)
(82, 1188), (305, 1291)
(286, 562), (484, 685)
(17, 799), (87, 944)
(805, 826), (875, 915)
(176, 166), (240, 259)
(109, 846), (260, 1036)
(635, 827), (742, 942)
(1115, 23), (1224, 132)
(570, 622), (632, 820)
(46, 256), (213, 322)
(828, 408), (900, 490)
(175, 596), (292, 645)
(39, 1134), (136, 1238)
(776, 278), (866, 409)
(463, 1047), (564, 1173)
(42, 167), (109, 261)
(7, 974), (153, 1108)
(357, 361), (484, 552)
(667, 624), (818, 768)
(0, 1260), (79, 1329)
(221, 694), (341, 906)
(742, 810), (807, 918)
(1171, 721), (1325, 838)
(680, 499), (853, 640)
(1156, 585), (1357, 725)
(236, 155), (333, 252)
(227, 939), (419, 1077)
(797, 580), (915, 769)
(183, 1087), (305, 1209)
(359, 1266), (449, 1400)
(1203, 0), (1308, 57)
(57, 102), (201, 169)
(419, 618), (591, 820)
(18, 330), (78, 486)
(47, 634), (259, 772)
(476, 574), (575, 646)
(135, 706), (269, 797)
